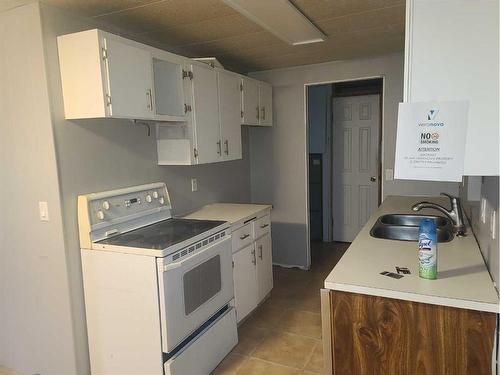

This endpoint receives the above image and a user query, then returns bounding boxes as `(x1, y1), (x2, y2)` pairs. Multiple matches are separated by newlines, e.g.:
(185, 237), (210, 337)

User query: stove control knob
(145, 194), (152, 203)
(152, 191), (159, 199)
(159, 196), (165, 205)
(97, 210), (105, 220)
(102, 201), (110, 210)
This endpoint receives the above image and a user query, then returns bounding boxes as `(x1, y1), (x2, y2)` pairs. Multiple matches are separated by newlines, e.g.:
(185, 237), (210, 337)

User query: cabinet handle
(261, 106), (266, 120)
(240, 233), (250, 240)
(146, 89), (153, 110)
(224, 140), (229, 155)
(260, 223), (269, 229)
(251, 249), (256, 265)
(256, 106), (260, 120)
(217, 140), (222, 155)
(258, 245), (263, 259)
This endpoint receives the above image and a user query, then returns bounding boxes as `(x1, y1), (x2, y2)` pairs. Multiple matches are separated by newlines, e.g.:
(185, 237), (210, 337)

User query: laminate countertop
(324, 195), (499, 313)
(184, 203), (271, 229)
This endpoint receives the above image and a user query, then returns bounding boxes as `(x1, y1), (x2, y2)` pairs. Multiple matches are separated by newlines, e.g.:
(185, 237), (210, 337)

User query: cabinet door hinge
(182, 70), (193, 80)
(239, 83), (243, 91)
(240, 110), (244, 118)
(232, 261), (234, 268)
(184, 103), (192, 113)
(101, 47), (108, 60)
(105, 94), (112, 106)
(193, 148), (199, 158)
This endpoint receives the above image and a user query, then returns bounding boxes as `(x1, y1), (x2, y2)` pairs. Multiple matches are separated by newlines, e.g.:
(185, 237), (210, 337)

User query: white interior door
(332, 95), (380, 242)
(103, 37), (153, 119)
(191, 64), (221, 164)
(218, 71), (242, 161)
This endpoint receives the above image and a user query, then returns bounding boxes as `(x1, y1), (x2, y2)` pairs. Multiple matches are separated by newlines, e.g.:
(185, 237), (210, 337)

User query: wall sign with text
(394, 101), (469, 182)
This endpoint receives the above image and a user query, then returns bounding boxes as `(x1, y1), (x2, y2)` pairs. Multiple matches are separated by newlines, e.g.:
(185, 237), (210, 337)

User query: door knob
(370, 176), (376, 182)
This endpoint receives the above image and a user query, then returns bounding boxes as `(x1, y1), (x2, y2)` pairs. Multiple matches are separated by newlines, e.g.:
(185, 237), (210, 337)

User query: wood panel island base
(320, 290), (496, 375)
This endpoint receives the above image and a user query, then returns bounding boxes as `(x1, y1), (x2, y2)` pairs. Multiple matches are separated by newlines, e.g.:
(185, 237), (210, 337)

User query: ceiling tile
(143, 14), (262, 48)
(92, 0), (236, 34)
(44, 0), (161, 17)
(41, 0), (406, 72)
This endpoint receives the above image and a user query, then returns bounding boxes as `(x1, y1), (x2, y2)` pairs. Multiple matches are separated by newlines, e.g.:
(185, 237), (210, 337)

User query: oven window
(183, 255), (221, 315)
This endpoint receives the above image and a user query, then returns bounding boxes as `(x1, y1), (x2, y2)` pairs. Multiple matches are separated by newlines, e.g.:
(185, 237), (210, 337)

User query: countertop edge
(324, 281), (500, 314)
(184, 203), (272, 228)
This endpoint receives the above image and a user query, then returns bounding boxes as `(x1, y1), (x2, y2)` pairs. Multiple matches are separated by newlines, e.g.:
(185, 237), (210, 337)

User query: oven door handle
(161, 237), (230, 272)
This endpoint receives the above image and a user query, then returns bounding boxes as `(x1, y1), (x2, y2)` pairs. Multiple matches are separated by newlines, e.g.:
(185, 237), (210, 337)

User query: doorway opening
(307, 78), (383, 258)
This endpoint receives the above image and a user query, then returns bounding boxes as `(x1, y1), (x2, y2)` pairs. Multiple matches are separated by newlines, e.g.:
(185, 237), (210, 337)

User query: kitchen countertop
(324, 195), (499, 313)
(184, 203), (271, 229)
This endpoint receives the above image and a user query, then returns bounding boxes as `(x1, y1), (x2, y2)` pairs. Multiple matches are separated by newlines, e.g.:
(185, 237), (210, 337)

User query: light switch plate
(191, 178), (198, 192)
(385, 169), (394, 181)
(39, 201), (49, 222)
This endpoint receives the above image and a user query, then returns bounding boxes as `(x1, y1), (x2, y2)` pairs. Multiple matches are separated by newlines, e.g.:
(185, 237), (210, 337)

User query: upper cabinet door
(242, 78), (260, 125)
(405, 0), (499, 176)
(152, 57), (186, 120)
(259, 82), (273, 126)
(218, 71), (242, 161)
(190, 63), (221, 164)
(103, 36), (154, 119)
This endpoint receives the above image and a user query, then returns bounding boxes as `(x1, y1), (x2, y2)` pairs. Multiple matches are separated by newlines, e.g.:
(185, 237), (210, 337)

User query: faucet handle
(440, 192), (456, 202)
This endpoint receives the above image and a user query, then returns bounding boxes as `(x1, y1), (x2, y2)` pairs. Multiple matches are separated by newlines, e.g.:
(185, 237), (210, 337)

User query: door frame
(304, 76), (385, 268)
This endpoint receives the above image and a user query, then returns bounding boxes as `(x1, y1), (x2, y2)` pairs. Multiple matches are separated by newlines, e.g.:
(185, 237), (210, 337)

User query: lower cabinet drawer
(232, 223), (254, 253)
(254, 214), (271, 239)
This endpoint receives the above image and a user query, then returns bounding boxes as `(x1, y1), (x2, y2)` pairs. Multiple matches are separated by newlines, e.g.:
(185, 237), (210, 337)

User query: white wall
(461, 176), (499, 290)
(0, 4), (77, 375)
(249, 54), (459, 268)
(308, 84), (332, 241)
(1, 3), (252, 374)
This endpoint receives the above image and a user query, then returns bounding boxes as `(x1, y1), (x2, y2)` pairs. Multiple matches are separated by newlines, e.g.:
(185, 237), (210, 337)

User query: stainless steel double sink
(370, 214), (454, 243)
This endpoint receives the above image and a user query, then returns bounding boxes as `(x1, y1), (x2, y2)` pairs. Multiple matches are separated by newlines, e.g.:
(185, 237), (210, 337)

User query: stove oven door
(157, 234), (234, 353)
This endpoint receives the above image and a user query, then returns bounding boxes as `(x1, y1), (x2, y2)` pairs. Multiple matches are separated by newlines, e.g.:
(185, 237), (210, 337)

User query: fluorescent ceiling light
(222, 0), (326, 46)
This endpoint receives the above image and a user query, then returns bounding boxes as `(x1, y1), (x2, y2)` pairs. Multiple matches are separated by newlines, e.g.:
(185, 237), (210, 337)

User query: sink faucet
(412, 193), (466, 236)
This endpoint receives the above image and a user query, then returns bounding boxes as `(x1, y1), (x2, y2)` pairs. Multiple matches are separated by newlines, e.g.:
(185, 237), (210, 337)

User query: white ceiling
(38, 0), (405, 72)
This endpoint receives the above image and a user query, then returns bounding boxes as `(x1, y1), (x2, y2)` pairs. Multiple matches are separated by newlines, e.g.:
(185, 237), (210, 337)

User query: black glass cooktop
(97, 218), (226, 250)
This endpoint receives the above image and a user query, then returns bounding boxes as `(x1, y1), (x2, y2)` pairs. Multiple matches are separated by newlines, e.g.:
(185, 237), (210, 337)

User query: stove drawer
(232, 223), (254, 253)
(164, 306), (237, 375)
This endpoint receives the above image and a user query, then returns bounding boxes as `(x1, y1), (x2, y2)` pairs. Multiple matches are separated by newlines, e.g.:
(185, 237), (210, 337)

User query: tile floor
(212, 241), (350, 375)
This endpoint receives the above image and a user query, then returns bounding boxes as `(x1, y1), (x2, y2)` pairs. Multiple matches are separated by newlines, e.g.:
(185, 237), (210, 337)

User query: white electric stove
(78, 182), (237, 375)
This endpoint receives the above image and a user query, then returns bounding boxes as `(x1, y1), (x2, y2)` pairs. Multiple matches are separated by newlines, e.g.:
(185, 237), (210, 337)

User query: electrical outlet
(490, 210), (496, 240)
(480, 197), (487, 223)
(191, 178), (198, 192)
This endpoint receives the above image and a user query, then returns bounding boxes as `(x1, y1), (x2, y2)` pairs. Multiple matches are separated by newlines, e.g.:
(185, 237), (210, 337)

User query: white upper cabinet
(58, 29), (155, 120)
(58, 29), (273, 165)
(218, 71), (242, 161)
(258, 82), (273, 127)
(405, 0), (499, 176)
(190, 63), (221, 164)
(104, 37), (154, 119)
(241, 78), (259, 125)
(241, 78), (273, 127)
(152, 56), (187, 121)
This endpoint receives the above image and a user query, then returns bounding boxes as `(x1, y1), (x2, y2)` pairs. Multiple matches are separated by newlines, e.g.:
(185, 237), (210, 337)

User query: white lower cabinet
(231, 214), (273, 323)
(256, 233), (273, 300)
(233, 244), (259, 323)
